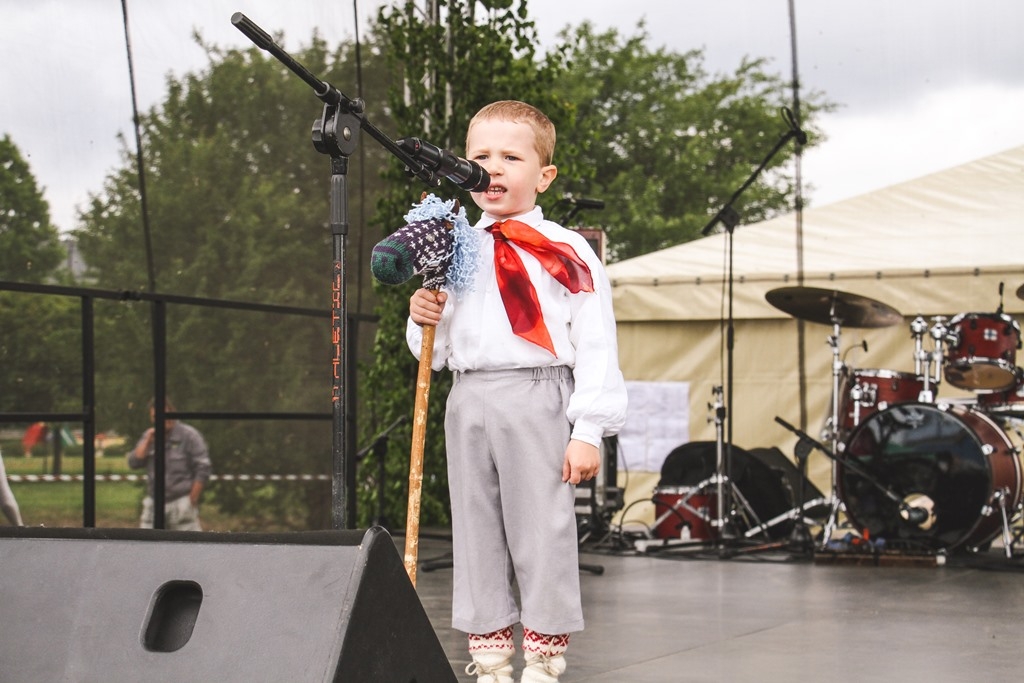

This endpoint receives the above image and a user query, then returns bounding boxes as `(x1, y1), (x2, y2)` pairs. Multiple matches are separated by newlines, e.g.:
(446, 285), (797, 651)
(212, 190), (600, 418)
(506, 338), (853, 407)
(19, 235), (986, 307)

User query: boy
(408, 100), (627, 683)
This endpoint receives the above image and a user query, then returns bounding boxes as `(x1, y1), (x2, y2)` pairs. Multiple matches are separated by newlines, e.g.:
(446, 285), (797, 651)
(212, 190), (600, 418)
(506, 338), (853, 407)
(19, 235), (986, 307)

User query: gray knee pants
(446, 366), (583, 636)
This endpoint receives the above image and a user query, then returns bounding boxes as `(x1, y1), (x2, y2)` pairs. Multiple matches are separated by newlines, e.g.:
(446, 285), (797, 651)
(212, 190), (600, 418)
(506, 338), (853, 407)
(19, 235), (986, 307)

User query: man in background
(127, 398), (211, 530)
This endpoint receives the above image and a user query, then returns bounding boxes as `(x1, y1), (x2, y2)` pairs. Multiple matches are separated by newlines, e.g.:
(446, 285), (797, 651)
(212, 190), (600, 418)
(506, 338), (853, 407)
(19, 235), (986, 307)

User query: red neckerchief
(487, 219), (594, 354)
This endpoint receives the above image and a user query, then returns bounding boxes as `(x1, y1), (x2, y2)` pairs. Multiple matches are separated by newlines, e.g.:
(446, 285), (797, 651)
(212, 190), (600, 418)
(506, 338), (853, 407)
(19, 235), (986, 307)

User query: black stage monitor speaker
(0, 526), (456, 682)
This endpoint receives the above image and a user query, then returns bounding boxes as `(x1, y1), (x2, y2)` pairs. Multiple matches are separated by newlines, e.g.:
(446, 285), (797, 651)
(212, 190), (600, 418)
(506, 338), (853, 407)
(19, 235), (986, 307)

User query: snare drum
(652, 486), (718, 540)
(839, 369), (925, 433)
(944, 312), (1021, 392)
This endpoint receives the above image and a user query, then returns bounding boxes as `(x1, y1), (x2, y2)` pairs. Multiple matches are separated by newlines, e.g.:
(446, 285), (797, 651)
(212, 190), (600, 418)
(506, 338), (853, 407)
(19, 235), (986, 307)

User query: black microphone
(566, 197), (605, 210)
(900, 506), (929, 525)
(397, 137), (490, 192)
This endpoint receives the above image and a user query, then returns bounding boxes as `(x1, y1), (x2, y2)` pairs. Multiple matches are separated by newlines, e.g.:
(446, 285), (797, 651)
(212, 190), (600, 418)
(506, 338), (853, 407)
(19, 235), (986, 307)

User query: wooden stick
(403, 300), (437, 587)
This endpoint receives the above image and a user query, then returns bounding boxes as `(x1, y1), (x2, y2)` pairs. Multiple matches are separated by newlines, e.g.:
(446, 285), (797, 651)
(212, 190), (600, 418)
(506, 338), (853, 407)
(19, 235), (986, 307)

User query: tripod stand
(635, 390), (788, 555)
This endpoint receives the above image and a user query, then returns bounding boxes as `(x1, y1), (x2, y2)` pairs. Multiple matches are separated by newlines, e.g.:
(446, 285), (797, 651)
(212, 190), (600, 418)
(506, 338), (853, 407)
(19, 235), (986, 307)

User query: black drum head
(841, 403), (998, 550)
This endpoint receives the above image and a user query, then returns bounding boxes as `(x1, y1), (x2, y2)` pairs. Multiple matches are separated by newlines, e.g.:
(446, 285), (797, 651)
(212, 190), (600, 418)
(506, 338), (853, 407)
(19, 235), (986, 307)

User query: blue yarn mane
(404, 194), (480, 296)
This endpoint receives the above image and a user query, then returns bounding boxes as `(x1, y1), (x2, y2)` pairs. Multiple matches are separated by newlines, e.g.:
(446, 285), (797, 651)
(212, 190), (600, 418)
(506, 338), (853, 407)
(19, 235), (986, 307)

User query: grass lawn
(4, 451), (269, 531)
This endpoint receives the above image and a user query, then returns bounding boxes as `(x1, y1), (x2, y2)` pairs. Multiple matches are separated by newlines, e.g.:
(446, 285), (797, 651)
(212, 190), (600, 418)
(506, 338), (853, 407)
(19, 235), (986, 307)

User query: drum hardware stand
(989, 487), (1016, 559)
(911, 315), (947, 402)
(636, 475), (767, 553)
(708, 384), (739, 542)
(833, 339), (869, 435)
(741, 493), (828, 548)
(706, 384), (769, 547)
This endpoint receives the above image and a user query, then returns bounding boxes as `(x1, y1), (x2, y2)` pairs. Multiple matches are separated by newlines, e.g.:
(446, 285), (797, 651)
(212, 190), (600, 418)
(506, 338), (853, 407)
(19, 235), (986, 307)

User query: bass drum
(840, 402), (1021, 551)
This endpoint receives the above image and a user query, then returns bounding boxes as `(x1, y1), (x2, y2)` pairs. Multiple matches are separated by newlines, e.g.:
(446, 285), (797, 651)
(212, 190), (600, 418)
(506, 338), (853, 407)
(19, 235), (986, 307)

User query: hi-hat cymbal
(766, 286), (903, 328)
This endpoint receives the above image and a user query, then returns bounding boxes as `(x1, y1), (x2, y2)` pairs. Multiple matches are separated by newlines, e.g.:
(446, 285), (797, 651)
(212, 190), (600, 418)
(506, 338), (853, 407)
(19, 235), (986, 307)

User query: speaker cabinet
(0, 526), (456, 682)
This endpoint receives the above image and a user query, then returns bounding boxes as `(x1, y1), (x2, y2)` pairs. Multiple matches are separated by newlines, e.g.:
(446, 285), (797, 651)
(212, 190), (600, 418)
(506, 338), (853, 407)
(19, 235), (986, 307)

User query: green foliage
(0, 292), (81, 414)
(362, 0), (571, 528)
(5, 9), (832, 532)
(0, 136), (78, 416)
(0, 135), (64, 282)
(553, 22), (834, 261)
(71, 34), (390, 529)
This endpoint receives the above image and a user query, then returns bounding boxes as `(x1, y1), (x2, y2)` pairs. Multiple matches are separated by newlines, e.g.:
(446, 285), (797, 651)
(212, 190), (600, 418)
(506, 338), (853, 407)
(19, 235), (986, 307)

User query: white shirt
(407, 206), (627, 446)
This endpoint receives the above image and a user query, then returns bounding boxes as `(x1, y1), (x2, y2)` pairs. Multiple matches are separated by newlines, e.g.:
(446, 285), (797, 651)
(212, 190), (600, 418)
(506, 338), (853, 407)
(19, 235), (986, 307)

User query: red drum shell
(977, 368), (1024, 419)
(652, 486), (718, 540)
(839, 369), (925, 433)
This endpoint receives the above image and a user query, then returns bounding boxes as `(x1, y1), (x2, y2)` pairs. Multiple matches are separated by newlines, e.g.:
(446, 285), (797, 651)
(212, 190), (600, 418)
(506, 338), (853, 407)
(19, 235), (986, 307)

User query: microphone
(397, 137), (490, 192)
(900, 506), (930, 525)
(565, 197), (605, 210)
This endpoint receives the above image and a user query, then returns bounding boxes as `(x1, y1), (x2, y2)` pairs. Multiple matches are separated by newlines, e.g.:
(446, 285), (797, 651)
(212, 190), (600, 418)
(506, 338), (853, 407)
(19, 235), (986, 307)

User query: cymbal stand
(819, 314), (846, 549)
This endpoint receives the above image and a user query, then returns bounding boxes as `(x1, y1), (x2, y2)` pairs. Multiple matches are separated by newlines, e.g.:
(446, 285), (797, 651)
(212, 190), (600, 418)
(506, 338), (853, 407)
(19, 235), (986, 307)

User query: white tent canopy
(607, 145), (1024, 502)
(610, 144), (1024, 322)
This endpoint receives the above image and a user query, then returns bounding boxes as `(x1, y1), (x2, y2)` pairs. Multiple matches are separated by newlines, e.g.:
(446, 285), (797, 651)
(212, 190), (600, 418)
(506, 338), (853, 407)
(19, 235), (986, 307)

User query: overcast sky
(2, 0), (1022, 234)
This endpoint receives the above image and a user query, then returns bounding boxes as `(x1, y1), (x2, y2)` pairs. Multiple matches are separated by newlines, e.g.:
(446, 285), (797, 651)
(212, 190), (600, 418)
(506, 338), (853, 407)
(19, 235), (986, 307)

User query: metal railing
(0, 280), (342, 528)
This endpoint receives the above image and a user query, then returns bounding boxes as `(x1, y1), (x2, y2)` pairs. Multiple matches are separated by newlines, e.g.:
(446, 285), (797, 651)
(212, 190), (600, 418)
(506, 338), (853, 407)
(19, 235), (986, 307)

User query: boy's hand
(562, 439), (601, 485)
(410, 288), (447, 326)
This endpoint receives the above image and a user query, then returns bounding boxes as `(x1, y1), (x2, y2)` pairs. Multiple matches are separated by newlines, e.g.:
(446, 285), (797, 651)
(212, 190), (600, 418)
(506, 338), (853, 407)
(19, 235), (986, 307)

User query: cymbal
(765, 286), (903, 328)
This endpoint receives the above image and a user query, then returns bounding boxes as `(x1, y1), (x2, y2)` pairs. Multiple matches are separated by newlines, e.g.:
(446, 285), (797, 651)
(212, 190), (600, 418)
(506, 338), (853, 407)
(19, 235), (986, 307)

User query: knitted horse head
(370, 194), (479, 292)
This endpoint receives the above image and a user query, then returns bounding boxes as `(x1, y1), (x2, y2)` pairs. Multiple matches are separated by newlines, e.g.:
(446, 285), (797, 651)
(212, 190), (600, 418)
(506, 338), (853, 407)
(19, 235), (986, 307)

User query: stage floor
(410, 531), (1024, 682)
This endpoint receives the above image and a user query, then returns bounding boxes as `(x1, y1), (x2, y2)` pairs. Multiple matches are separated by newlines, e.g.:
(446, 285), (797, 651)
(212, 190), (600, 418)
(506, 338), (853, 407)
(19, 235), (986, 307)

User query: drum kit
(765, 284), (1024, 556)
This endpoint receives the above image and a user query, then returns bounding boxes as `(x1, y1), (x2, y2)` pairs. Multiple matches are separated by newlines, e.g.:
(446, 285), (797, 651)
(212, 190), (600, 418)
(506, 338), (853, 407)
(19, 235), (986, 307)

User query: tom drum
(839, 369), (925, 434)
(944, 312), (1021, 392)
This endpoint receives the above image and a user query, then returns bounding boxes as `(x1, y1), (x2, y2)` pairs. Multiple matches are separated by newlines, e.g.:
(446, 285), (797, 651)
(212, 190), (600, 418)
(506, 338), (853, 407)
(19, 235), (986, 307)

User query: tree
(72, 34), (394, 528)
(0, 135), (78, 416)
(363, 0), (571, 528)
(45, 9), (834, 530)
(0, 134), (65, 281)
(552, 23), (833, 261)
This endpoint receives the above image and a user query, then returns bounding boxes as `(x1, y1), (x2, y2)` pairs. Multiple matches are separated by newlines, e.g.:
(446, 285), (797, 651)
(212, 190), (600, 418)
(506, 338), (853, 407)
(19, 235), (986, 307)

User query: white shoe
(519, 652), (566, 683)
(465, 651), (514, 683)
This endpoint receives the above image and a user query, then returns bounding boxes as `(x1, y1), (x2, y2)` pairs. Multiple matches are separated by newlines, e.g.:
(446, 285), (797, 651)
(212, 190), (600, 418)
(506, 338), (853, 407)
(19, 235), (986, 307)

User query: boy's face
(466, 118), (557, 220)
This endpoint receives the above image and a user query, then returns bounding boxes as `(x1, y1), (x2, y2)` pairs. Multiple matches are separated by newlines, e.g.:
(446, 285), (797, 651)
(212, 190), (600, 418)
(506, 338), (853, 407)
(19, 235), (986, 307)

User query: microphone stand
(773, 416), (927, 531)
(699, 109), (804, 548)
(232, 13), (450, 529)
